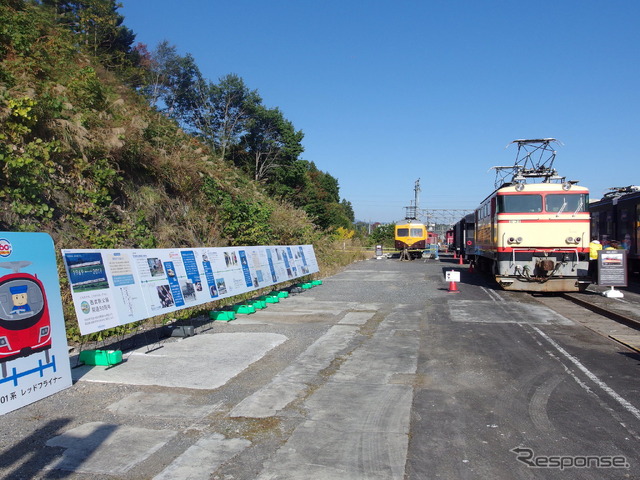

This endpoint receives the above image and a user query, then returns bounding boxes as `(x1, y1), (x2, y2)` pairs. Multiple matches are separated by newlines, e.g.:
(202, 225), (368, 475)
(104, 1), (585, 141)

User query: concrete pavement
(3, 256), (639, 479)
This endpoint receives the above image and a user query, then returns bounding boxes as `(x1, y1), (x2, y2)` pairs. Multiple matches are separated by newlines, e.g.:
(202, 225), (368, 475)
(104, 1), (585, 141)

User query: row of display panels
(61, 245), (319, 336)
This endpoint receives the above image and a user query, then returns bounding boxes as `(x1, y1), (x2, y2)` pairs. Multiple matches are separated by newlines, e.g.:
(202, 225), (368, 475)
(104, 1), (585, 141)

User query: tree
(340, 198), (355, 222)
(266, 159), (310, 201)
(208, 74), (262, 160)
(332, 226), (356, 249)
(370, 223), (396, 248)
(295, 164), (353, 230)
(139, 40), (178, 107)
(239, 105), (304, 181)
(42, 0), (136, 68)
(142, 56), (262, 160)
(142, 41), (204, 129)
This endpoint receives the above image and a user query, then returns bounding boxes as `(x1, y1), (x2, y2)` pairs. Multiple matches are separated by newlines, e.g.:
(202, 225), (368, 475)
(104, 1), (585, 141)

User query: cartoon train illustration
(0, 261), (52, 376)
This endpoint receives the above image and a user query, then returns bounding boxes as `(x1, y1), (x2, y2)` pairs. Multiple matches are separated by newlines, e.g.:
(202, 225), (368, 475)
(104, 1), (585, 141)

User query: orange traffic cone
(448, 280), (460, 293)
(458, 255), (463, 265)
(453, 251), (457, 259)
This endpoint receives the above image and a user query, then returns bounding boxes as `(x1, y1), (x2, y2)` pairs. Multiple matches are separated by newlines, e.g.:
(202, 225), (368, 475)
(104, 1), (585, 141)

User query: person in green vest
(588, 238), (602, 280)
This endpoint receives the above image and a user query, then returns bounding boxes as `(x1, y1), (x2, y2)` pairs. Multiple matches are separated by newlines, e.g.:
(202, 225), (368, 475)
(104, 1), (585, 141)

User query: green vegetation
(368, 223), (396, 249)
(0, 0), (369, 338)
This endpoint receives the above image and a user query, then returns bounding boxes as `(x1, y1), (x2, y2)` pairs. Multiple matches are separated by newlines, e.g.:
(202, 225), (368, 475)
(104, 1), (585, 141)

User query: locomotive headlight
(575, 236), (581, 243)
(515, 183), (525, 192)
(516, 237), (523, 244)
(507, 237), (523, 244)
(562, 182), (572, 191)
(566, 236), (575, 244)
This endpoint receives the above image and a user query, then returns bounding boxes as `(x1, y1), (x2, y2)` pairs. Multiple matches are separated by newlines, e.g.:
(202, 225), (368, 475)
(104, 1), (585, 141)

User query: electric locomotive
(590, 185), (640, 274)
(472, 139), (591, 292)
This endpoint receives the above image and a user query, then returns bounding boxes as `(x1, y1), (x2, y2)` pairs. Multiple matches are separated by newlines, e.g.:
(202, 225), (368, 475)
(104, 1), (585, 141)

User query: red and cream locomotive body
(472, 139), (591, 292)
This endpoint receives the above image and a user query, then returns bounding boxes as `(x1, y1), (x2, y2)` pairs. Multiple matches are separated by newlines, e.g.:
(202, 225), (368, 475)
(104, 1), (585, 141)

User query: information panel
(0, 233), (73, 415)
(61, 245), (319, 335)
(597, 249), (628, 287)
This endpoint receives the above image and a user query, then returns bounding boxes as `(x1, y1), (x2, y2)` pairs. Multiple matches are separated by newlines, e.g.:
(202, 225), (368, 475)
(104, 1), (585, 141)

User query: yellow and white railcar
(395, 222), (428, 259)
(474, 182), (590, 292)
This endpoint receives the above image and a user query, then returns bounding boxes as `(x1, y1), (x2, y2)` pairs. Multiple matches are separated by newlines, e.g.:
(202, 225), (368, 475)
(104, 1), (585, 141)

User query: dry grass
(313, 237), (370, 277)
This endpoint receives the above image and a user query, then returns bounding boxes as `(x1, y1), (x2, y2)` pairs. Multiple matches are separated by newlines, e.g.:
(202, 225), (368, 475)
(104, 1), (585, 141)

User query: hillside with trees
(0, 0), (365, 337)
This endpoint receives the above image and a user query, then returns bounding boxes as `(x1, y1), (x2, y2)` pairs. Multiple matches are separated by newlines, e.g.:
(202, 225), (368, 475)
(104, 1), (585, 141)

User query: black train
(589, 186), (640, 274)
(452, 213), (475, 262)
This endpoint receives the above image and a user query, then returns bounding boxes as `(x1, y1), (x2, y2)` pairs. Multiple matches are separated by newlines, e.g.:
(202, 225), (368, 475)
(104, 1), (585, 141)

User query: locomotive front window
(397, 228), (409, 237)
(410, 228), (424, 237)
(0, 278), (44, 323)
(497, 195), (542, 213)
(545, 193), (588, 213)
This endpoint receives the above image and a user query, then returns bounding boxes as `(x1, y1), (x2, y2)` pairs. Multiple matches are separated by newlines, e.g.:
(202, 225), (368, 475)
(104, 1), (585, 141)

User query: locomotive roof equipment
(602, 185), (640, 199)
(490, 138), (579, 190)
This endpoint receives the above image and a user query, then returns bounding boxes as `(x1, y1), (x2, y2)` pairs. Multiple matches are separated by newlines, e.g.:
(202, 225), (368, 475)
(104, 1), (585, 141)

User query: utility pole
(405, 178), (421, 220)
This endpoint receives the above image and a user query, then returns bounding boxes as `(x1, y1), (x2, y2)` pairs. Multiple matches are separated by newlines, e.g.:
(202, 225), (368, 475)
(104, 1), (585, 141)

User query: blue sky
(120, 0), (639, 223)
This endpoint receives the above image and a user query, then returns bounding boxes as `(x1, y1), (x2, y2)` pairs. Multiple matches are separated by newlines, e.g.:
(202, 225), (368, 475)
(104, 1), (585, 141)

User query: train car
(589, 186), (640, 274)
(444, 229), (454, 251)
(453, 213), (475, 261)
(473, 182), (590, 292)
(394, 222), (428, 259)
(471, 139), (591, 292)
(0, 262), (52, 366)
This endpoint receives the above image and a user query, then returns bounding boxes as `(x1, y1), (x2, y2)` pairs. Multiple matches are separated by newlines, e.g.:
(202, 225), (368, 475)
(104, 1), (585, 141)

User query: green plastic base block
(268, 290), (289, 299)
(210, 310), (236, 321)
(79, 349), (123, 366)
(301, 282), (314, 289)
(258, 294), (280, 303)
(249, 299), (267, 309)
(311, 280), (323, 286)
(231, 304), (256, 314)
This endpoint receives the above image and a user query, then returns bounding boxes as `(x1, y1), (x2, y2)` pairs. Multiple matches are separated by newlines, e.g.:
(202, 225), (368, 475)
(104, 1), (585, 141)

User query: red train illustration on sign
(0, 261), (52, 372)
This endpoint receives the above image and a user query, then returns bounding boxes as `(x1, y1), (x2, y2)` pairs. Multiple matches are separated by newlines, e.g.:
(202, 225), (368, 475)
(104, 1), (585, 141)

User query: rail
(561, 291), (640, 330)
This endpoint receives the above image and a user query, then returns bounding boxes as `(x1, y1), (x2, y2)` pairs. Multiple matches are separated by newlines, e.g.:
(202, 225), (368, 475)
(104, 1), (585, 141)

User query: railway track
(561, 292), (640, 329)
(530, 282), (640, 353)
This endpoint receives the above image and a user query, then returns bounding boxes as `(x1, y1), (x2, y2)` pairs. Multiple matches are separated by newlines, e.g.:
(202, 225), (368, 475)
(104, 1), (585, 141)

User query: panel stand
(602, 286), (624, 298)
